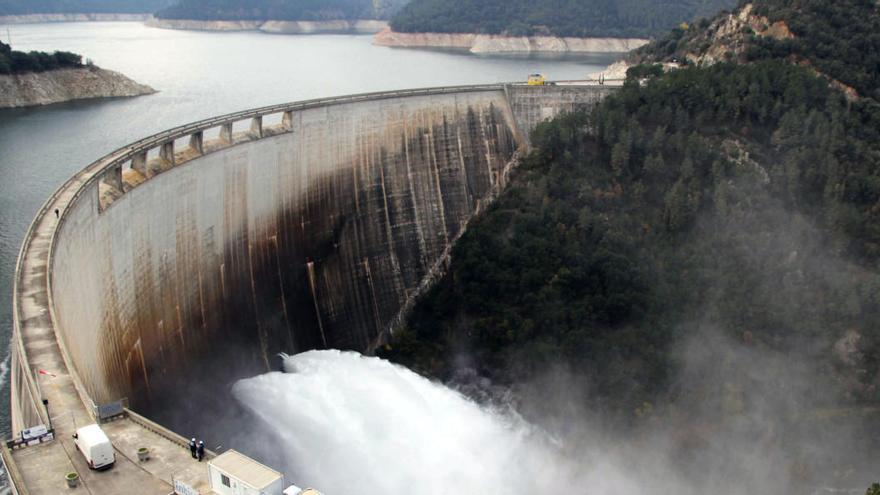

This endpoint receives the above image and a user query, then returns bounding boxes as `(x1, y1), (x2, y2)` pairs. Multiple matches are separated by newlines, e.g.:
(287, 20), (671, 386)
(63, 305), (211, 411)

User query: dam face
(51, 89), (519, 412)
(10, 82), (620, 458)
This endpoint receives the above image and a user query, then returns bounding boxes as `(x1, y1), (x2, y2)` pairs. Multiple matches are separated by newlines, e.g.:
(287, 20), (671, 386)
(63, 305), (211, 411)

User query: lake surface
(0, 21), (618, 443)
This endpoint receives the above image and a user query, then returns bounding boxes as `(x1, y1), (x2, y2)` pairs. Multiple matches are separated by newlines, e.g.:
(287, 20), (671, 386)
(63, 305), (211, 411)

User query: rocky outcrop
(587, 60), (632, 80)
(0, 13), (151, 23)
(147, 18), (389, 33)
(0, 66), (155, 108)
(680, 3), (794, 66)
(632, 3), (862, 101)
(373, 27), (648, 53)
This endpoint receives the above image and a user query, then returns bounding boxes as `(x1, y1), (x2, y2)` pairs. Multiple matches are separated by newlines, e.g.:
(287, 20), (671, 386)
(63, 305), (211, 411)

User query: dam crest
(7, 81), (620, 494)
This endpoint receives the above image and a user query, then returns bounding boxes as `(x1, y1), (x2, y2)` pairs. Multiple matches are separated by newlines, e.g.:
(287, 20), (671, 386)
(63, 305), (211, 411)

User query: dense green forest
(636, 0), (880, 101)
(0, 41), (83, 74)
(389, 0), (737, 38)
(382, 63), (880, 422)
(155, 0), (407, 20)
(0, 0), (172, 14)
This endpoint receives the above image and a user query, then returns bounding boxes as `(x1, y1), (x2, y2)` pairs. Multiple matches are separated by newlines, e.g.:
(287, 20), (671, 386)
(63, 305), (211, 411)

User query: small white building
(208, 450), (285, 495)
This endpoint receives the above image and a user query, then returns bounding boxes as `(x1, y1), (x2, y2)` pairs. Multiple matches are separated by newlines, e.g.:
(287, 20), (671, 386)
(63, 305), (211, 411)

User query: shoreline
(146, 18), (389, 34)
(373, 27), (649, 53)
(0, 66), (155, 108)
(0, 13), (151, 24)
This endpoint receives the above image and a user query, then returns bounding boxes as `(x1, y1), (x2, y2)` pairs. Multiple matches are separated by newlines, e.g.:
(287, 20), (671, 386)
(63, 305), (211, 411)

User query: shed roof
(209, 450), (282, 489)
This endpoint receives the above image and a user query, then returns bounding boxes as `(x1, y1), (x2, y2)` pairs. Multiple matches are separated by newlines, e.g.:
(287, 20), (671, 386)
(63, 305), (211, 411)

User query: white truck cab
(72, 424), (115, 470)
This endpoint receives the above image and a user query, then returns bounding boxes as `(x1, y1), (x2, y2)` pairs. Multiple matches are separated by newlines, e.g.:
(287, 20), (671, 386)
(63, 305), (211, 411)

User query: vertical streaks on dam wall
(49, 90), (519, 408)
(506, 84), (618, 146)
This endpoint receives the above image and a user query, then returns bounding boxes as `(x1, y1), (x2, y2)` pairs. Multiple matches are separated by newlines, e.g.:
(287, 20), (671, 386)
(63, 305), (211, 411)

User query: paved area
(9, 154), (212, 494)
(11, 414), (212, 494)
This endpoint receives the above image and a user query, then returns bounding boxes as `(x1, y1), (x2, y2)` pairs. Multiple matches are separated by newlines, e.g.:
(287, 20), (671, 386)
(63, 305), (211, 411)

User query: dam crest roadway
(5, 79), (622, 494)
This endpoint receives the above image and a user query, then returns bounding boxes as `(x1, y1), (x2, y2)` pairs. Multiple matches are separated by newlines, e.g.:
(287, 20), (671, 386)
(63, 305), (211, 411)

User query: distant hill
(155, 0), (408, 21)
(0, 0), (173, 15)
(388, 0), (739, 39)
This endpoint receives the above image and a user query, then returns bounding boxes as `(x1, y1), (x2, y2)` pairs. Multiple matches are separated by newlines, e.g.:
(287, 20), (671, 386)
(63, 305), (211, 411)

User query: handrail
(64, 84), (512, 215)
(124, 409), (216, 459)
(101, 83), (507, 168)
(0, 444), (27, 495)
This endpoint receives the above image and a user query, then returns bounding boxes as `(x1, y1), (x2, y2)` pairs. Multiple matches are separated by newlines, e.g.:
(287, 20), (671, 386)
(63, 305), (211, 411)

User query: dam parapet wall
(9, 81), (619, 494)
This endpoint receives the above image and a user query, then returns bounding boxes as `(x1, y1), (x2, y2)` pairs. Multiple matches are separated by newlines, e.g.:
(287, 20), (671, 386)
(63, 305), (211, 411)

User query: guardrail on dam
(8, 81), (620, 493)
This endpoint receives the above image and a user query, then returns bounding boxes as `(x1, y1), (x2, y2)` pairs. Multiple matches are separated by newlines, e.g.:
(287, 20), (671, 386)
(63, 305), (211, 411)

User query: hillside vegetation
(0, 41), (83, 74)
(0, 0), (172, 14)
(381, 0), (880, 486)
(389, 0), (737, 38)
(155, 0), (407, 20)
(385, 60), (880, 411)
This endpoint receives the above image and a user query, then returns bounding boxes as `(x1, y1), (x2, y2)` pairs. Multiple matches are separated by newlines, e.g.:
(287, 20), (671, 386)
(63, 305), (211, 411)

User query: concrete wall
(9, 83), (620, 441)
(506, 84), (619, 146)
(49, 89), (519, 408)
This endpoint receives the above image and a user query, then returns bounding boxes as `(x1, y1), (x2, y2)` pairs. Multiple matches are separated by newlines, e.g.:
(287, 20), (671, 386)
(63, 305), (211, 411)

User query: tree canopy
(0, 41), (84, 74)
(382, 60), (880, 422)
(389, 0), (738, 38)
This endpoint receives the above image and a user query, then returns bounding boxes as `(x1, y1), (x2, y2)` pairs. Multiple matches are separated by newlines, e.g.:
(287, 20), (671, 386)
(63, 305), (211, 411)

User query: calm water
(0, 21), (619, 439)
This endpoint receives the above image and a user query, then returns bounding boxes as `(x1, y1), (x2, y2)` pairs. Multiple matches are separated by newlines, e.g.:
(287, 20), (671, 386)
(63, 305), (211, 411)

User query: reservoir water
(0, 20), (617, 450)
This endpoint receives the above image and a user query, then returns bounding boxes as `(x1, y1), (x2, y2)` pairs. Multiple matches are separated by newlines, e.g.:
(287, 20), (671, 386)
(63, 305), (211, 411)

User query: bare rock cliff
(0, 66), (155, 108)
(680, 3), (793, 65)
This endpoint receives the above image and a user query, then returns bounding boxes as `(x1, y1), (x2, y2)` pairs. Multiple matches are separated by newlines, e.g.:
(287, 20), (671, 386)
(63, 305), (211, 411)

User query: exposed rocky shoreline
(146, 18), (388, 34)
(373, 27), (648, 53)
(0, 13), (151, 24)
(0, 66), (155, 108)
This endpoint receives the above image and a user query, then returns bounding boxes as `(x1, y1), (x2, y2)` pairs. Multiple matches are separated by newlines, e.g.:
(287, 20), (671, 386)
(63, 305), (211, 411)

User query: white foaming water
(232, 350), (642, 495)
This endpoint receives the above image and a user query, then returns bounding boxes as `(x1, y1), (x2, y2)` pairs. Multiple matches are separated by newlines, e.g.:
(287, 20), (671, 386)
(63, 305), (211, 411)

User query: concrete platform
(9, 414), (212, 494)
(7, 147), (212, 494)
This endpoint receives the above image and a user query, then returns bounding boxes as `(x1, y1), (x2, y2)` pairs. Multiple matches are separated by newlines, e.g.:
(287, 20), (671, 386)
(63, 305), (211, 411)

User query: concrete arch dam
(11, 82), (619, 456)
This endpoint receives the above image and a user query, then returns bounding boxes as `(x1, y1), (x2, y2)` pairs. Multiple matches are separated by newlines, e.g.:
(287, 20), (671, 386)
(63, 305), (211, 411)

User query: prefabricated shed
(208, 449), (285, 495)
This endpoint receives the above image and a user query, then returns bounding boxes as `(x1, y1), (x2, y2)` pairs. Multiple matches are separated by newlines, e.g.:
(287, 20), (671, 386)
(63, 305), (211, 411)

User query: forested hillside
(0, 0), (172, 14)
(155, 0), (407, 21)
(381, 0), (880, 487)
(385, 61), (880, 411)
(389, 0), (737, 38)
(0, 41), (83, 73)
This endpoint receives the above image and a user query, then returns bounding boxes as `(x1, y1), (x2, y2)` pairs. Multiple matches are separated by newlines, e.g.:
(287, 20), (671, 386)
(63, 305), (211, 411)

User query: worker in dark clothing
(197, 440), (205, 462)
(54, 208), (59, 218)
(189, 438), (197, 459)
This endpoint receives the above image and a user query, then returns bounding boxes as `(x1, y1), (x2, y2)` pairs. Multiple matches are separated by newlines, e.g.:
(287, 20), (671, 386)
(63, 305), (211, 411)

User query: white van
(73, 424), (115, 470)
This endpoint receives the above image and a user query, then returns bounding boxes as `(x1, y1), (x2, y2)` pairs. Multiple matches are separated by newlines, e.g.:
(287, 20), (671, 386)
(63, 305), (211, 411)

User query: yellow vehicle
(527, 73), (546, 85)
